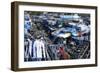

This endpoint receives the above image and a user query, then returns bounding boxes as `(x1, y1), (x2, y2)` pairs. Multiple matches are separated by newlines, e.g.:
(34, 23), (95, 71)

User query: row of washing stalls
(24, 39), (90, 62)
(24, 31), (90, 61)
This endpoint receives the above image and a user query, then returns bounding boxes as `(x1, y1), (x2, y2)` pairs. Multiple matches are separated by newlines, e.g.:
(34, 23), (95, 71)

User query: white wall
(0, 0), (99, 73)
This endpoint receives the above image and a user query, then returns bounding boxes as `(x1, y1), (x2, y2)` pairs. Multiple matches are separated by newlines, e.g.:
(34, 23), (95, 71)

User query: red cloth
(59, 47), (70, 59)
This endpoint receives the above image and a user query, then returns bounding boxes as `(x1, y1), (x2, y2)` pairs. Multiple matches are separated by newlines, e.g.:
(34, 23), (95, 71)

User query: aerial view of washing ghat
(24, 11), (90, 62)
